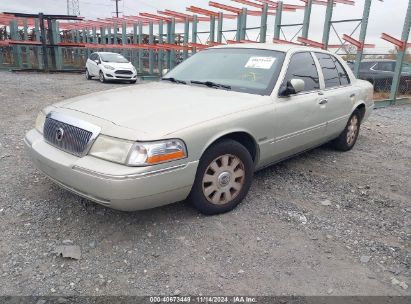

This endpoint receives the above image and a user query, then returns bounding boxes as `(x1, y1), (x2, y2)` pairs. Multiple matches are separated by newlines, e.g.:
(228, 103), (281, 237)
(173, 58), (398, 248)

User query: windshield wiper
(162, 77), (187, 84)
(190, 80), (231, 90)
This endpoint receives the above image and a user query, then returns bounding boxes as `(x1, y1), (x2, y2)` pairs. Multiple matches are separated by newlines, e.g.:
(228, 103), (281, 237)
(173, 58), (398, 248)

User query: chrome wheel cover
(202, 154), (245, 205)
(347, 115), (359, 145)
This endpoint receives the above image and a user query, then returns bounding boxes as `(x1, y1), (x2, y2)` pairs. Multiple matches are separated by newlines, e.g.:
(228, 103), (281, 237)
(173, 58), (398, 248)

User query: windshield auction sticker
(244, 56), (276, 69)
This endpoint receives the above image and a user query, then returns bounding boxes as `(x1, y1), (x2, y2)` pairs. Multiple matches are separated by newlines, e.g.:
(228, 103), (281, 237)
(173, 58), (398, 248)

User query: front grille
(44, 117), (93, 157)
(115, 70), (133, 75)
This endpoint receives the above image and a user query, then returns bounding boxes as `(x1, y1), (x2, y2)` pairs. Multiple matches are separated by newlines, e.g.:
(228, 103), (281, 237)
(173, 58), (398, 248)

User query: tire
(188, 139), (254, 215)
(99, 71), (106, 83)
(130, 80), (137, 84)
(85, 69), (92, 80)
(331, 109), (361, 151)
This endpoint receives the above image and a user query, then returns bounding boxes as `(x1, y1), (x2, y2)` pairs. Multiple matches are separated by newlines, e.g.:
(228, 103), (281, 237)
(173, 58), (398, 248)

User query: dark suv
(348, 59), (411, 93)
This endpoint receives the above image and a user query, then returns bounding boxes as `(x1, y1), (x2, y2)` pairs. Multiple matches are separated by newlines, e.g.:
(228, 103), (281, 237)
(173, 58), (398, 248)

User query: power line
(111, 0), (122, 18)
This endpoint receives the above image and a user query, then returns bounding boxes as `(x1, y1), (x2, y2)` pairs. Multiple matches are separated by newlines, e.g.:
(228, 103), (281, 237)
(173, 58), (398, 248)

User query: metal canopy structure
(0, 0), (410, 103)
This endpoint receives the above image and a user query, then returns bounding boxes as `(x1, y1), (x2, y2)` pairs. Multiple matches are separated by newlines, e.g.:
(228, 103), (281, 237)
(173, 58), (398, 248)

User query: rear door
(272, 51), (328, 161)
(314, 53), (355, 139)
(89, 53), (99, 76)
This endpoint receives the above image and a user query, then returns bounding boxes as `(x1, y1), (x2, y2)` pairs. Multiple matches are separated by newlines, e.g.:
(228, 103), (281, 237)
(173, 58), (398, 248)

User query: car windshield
(100, 53), (129, 63)
(166, 48), (285, 95)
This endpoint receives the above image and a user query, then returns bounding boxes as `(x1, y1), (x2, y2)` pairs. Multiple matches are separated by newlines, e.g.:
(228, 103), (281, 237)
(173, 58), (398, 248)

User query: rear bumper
(24, 129), (198, 211)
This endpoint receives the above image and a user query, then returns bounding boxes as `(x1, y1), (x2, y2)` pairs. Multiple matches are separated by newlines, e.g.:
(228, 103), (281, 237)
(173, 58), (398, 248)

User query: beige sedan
(25, 44), (374, 215)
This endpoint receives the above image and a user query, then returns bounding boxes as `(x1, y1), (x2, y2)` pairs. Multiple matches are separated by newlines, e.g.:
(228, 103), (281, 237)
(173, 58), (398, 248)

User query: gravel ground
(0, 71), (410, 296)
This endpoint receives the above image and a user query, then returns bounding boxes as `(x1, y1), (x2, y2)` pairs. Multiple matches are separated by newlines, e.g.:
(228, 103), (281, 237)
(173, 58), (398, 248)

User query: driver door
(272, 51), (328, 161)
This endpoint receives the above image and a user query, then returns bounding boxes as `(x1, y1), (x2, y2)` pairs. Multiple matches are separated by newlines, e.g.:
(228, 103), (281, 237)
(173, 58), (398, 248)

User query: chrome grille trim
(43, 112), (101, 157)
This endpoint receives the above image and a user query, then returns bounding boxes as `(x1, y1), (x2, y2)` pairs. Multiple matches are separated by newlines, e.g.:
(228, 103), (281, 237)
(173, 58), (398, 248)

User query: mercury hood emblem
(55, 127), (64, 142)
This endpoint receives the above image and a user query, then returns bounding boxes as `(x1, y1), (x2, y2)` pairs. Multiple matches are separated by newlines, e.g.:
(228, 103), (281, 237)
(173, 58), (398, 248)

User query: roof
(210, 43), (316, 53)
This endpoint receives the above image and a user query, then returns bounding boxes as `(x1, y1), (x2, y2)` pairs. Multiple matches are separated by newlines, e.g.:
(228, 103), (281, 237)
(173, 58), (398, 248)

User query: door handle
(319, 98), (328, 105)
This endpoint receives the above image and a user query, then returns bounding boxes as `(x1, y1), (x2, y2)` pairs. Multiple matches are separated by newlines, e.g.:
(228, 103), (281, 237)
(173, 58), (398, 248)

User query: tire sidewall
(336, 109), (361, 151)
(189, 140), (254, 215)
(99, 71), (105, 83)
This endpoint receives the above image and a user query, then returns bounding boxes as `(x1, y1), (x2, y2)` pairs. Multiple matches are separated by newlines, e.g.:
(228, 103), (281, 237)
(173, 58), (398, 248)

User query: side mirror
(162, 68), (169, 75)
(94, 59), (100, 65)
(280, 78), (305, 96)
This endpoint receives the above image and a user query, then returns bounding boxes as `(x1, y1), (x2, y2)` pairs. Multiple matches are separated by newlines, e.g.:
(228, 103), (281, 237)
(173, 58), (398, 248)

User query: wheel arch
(354, 103), (366, 121)
(200, 130), (260, 166)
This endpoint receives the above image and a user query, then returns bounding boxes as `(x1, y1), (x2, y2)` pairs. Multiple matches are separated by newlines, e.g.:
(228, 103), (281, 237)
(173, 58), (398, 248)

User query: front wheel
(188, 140), (254, 215)
(99, 71), (106, 83)
(85, 69), (92, 80)
(331, 109), (361, 151)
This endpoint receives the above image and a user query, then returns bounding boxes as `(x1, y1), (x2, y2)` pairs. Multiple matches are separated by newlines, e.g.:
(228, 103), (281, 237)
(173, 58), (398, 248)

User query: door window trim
(276, 50), (322, 98)
(313, 51), (352, 91)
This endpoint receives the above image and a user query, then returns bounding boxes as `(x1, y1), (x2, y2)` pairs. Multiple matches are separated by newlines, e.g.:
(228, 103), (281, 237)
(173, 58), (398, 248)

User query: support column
(209, 15), (215, 43)
(158, 20), (164, 76)
(149, 22), (154, 75)
(183, 17), (189, 59)
(23, 18), (32, 68)
(322, 0), (334, 49)
(217, 12), (223, 43)
(390, 0), (411, 103)
(169, 18), (176, 69)
(259, 3), (268, 43)
(10, 19), (22, 68)
(302, 0), (313, 39)
(240, 8), (247, 40)
(138, 21), (143, 73)
(192, 15), (198, 54)
(274, 1), (283, 40)
(353, 0), (372, 77)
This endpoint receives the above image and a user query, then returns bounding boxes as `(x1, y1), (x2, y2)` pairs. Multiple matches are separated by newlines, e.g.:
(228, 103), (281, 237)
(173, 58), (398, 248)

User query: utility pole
(112, 0), (122, 18)
(66, 0), (80, 16)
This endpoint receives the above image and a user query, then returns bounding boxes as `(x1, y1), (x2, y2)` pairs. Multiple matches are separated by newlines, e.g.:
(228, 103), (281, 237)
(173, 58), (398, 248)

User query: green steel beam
(274, 1), (283, 40)
(52, 20), (63, 69)
(192, 14), (198, 54)
(390, 0), (411, 103)
(113, 23), (118, 45)
(122, 21), (127, 45)
(209, 15), (215, 43)
(322, 0), (334, 49)
(149, 22), (154, 75)
(23, 18), (32, 68)
(240, 8), (247, 40)
(158, 20), (164, 76)
(10, 19), (22, 68)
(183, 17), (189, 59)
(169, 18), (176, 69)
(302, 0), (313, 39)
(138, 21), (143, 73)
(92, 26), (97, 44)
(353, 0), (372, 77)
(132, 22), (138, 70)
(259, 3), (268, 43)
(236, 12), (242, 41)
(217, 12), (223, 43)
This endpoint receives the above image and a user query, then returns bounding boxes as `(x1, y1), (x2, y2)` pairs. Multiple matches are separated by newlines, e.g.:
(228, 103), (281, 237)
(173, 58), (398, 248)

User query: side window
(315, 53), (340, 88)
(281, 52), (320, 92)
(376, 62), (394, 72)
(90, 53), (97, 60)
(332, 56), (350, 85)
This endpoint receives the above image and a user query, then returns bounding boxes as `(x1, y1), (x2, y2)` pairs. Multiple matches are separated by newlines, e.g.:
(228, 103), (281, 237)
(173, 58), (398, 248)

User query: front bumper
(103, 69), (137, 81)
(24, 129), (198, 211)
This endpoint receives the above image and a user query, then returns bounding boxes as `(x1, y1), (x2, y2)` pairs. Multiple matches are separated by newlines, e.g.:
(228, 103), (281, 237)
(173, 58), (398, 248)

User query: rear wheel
(99, 71), (106, 83)
(85, 69), (92, 80)
(188, 140), (254, 215)
(331, 109), (361, 151)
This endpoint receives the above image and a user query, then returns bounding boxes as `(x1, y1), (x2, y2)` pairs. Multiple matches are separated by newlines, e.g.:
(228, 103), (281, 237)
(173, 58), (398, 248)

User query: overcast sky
(0, 0), (408, 52)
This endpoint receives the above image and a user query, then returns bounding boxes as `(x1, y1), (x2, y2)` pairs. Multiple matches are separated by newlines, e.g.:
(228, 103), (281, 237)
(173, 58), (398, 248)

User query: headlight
(35, 111), (46, 133)
(89, 135), (134, 164)
(89, 136), (187, 166)
(103, 65), (115, 70)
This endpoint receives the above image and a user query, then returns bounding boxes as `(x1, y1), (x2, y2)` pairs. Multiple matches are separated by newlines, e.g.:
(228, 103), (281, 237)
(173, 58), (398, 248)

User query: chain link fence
(342, 53), (411, 101)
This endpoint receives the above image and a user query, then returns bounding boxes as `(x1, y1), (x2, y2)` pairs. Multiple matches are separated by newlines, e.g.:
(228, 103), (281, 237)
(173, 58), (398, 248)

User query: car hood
(103, 62), (134, 69)
(56, 82), (269, 137)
